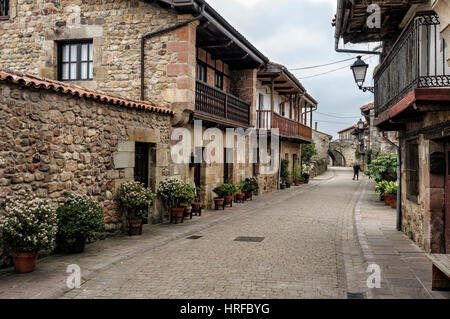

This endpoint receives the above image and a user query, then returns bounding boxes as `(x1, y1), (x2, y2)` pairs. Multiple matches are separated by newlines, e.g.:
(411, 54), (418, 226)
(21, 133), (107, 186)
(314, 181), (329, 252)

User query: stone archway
(328, 149), (346, 167)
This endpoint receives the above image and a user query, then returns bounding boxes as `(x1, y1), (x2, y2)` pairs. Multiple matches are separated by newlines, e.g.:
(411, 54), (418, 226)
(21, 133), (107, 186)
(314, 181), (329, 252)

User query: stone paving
(61, 168), (361, 299)
(1, 167), (448, 299)
(355, 180), (450, 299)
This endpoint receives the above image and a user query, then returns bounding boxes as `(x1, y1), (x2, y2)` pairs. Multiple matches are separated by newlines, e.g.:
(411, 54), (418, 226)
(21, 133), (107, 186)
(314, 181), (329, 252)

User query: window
(0, 0), (9, 18)
(135, 143), (150, 188)
(406, 141), (419, 202)
(258, 94), (264, 110)
(215, 72), (223, 90)
(196, 62), (207, 82)
(59, 41), (93, 81)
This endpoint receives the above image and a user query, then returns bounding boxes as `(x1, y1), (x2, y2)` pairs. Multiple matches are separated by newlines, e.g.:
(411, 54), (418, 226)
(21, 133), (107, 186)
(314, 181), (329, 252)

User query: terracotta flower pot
(171, 208), (185, 223)
(128, 219), (143, 236)
(224, 195), (233, 207)
(192, 202), (201, 211)
(245, 191), (253, 201)
(294, 180), (300, 186)
(184, 205), (192, 218)
(11, 252), (39, 273)
(384, 195), (392, 206)
(390, 196), (397, 209)
(214, 198), (225, 210)
(236, 193), (245, 203)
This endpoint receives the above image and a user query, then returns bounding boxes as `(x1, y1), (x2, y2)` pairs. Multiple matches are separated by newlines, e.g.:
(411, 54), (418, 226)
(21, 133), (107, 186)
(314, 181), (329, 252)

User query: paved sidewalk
(0, 178), (318, 299)
(355, 179), (450, 299)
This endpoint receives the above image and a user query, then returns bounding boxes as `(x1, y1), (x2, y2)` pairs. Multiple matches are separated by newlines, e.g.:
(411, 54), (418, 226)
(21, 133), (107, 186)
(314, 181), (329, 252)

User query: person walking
(353, 162), (361, 180)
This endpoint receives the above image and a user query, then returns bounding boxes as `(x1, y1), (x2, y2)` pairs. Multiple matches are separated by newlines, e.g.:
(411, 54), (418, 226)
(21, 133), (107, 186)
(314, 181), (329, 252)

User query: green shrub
(281, 159), (290, 183)
(158, 178), (195, 208)
(385, 181), (398, 195)
(57, 194), (105, 250)
(0, 196), (58, 253)
(365, 153), (397, 182)
(375, 181), (390, 199)
(302, 141), (318, 163)
(242, 178), (259, 193)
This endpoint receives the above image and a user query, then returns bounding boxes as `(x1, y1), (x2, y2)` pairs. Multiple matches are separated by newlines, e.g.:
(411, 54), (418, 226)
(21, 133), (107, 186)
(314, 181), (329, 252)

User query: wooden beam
(197, 40), (233, 49)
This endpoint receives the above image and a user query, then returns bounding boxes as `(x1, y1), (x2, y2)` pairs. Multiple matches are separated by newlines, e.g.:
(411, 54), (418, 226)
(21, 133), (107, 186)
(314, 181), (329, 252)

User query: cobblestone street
(62, 168), (363, 299)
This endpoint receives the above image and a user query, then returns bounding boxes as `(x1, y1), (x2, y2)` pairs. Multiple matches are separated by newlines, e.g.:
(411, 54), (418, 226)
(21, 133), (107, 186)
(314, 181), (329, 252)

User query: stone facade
(0, 78), (171, 229)
(400, 110), (450, 253)
(310, 129), (332, 177)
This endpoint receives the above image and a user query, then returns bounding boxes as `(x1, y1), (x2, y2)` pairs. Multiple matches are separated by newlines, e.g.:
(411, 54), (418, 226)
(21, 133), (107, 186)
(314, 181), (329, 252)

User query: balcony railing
(257, 110), (312, 141)
(374, 12), (450, 116)
(195, 80), (250, 126)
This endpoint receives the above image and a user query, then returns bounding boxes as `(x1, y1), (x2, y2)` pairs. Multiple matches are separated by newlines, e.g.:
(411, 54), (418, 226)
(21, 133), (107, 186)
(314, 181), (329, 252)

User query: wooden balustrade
(257, 110), (312, 141)
(195, 80), (250, 126)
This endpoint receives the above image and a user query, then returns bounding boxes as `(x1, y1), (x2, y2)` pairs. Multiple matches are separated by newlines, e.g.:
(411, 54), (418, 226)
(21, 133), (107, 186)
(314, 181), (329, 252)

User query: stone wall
(0, 0), (192, 109)
(400, 110), (450, 253)
(0, 81), (171, 230)
(330, 138), (357, 167)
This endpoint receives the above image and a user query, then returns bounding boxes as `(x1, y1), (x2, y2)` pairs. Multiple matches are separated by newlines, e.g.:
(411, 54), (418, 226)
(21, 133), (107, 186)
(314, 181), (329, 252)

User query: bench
(426, 254), (450, 291)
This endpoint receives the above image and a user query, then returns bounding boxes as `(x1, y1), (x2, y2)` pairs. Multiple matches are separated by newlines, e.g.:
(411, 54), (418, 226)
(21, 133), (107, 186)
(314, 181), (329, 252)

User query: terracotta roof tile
(0, 69), (174, 115)
(360, 102), (374, 110)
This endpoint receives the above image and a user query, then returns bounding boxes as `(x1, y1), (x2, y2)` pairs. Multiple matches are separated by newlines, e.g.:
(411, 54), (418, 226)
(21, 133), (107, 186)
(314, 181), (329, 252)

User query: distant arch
(328, 149), (346, 167)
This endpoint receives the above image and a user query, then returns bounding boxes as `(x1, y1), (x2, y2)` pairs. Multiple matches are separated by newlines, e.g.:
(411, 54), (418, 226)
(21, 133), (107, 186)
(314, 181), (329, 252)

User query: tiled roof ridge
(0, 69), (174, 115)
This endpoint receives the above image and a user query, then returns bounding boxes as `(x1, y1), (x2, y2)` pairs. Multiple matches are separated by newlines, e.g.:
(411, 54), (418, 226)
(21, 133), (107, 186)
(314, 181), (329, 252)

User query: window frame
(58, 40), (94, 82)
(0, 0), (9, 19)
(214, 71), (224, 90)
(196, 61), (207, 83)
(406, 140), (419, 203)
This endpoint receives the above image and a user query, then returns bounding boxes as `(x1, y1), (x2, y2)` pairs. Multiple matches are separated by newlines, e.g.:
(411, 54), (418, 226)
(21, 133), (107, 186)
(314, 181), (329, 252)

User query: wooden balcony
(374, 12), (450, 117)
(257, 110), (312, 142)
(195, 80), (250, 127)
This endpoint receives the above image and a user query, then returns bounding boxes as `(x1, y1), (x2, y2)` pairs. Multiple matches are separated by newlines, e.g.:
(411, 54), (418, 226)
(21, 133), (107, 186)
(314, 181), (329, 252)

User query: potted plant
(213, 185), (226, 210)
(301, 164), (311, 184)
(375, 181), (389, 201)
(192, 186), (202, 216)
(385, 182), (398, 209)
(242, 178), (259, 200)
(56, 194), (105, 254)
(286, 174), (292, 188)
(221, 183), (237, 207)
(280, 159), (289, 189)
(293, 166), (301, 186)
(158, 178), (195, 223)
(116, 181), (156, 235)
(0, 196), (58, 273)
(235, 181), (246, 203)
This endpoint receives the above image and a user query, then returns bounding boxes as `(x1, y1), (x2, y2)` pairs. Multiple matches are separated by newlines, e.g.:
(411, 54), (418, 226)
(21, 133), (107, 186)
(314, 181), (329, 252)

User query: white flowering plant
(56, 194), (105, 251)
(157, 178), (195, 208)
(0, 196), (58, 253)
(115, 181), (156, 219)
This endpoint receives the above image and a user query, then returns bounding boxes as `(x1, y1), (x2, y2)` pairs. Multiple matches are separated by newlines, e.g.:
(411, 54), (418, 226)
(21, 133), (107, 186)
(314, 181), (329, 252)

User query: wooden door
(135, 142), (149, 188)
(446, 145), (450, 253)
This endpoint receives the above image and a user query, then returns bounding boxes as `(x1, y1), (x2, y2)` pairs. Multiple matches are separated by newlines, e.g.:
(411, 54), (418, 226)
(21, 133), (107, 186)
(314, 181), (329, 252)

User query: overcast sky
(207, 0), (379, 139)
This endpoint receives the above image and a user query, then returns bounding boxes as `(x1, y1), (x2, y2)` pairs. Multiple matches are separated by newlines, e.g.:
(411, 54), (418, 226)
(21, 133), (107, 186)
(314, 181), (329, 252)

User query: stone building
(330, 125), (358, 168)
(0, 0), (318, 211)
(334, 0), (450, 253)
(256, 62), (317, 193)
(360, 102), (398, 161)
(0, 70), (173, 266)
(310, 129), (332, 177)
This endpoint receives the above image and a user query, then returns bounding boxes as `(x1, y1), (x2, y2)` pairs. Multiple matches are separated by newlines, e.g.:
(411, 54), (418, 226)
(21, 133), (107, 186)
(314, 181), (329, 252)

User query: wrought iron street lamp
(351, 56), (374, 93)
(357, 119), (365, 130)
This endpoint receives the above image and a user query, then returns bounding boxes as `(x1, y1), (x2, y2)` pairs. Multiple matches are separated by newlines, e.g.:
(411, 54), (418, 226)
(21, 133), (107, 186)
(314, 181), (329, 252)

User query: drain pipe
(140, 4), (206, 101)
(382, 133), (402, 231)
